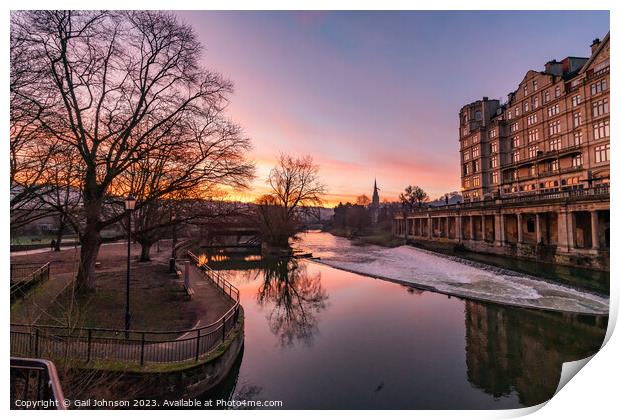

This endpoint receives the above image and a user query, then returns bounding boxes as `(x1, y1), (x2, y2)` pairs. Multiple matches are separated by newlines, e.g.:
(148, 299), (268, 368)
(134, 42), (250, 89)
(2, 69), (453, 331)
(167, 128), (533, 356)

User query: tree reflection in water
(255, 259), (328, 347)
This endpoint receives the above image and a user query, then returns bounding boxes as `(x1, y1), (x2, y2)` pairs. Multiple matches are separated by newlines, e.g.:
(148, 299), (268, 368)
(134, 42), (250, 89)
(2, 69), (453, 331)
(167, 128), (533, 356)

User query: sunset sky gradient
(178, 11), (609, 207)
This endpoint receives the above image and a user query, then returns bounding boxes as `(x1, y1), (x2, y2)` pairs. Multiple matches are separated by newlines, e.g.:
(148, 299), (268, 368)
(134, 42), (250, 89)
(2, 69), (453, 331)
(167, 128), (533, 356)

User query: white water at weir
(296, 232), (609, 315)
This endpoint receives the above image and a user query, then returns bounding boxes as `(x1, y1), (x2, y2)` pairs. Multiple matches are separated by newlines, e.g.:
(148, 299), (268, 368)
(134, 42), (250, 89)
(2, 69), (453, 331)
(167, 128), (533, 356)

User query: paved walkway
(176, 263), (235, 337)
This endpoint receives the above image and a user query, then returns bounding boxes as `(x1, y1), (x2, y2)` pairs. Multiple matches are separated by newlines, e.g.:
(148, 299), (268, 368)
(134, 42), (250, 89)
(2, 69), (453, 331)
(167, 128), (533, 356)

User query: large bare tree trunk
(54, 215), (66, 251)
(76, 228), (101, 292)
(75, 191), (103, 291)
(139, 241), (152, 262)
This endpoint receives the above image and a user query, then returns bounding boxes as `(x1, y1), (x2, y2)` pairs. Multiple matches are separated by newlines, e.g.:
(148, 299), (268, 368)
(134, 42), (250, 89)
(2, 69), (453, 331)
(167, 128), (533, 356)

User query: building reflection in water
(465, 300), (607, 406)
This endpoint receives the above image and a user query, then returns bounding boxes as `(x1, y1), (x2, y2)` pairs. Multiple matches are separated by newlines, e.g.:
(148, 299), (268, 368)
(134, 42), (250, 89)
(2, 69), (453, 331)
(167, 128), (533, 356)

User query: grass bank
(328, 225), (403, 248)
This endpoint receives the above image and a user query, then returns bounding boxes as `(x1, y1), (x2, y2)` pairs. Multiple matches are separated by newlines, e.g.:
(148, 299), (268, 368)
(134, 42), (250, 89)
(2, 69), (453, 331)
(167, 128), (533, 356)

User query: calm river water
(199, 232), (607, 409)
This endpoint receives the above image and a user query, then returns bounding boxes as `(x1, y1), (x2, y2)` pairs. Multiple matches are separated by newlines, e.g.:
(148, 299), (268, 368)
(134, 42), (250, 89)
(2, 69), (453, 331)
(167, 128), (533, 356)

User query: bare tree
(257, 154), (326, 247)
(356, 194), (371, 206)
(399, 185), (429, 210)
(11, 11), (254, 290)
(10, 26), (60, 228)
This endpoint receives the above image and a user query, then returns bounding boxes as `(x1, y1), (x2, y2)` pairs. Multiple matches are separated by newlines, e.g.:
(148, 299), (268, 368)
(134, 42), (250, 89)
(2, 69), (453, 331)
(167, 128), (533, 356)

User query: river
(198, 231), (608, 409)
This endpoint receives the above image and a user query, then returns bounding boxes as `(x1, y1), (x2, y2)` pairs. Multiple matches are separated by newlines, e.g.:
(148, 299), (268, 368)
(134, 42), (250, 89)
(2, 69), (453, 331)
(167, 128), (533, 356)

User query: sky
(176, 11), (609, 207)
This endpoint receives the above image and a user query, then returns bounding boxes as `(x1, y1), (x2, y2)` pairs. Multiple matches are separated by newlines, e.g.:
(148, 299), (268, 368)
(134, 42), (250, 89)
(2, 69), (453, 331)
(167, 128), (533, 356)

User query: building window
(507, 110), (512, 119)
(490, 142), (498, 154)
(475, 111), (481, 120)
(533, 80), (538, 91)
(592, 98), (609, 118)
(524, 101), (529, 112)
(527, 114), (537, 125)
(572, 95), (581, 107)
(492, 171), (499, 184)
(593, 120), (610, 140)
(490, 128), (497, 138)
(594, 143), (610, 163)
(528, 145), (539, 158)
(510, 122), (519, 132)
(529, 165), (536, 176)
(472, 146), (480, 158)
(543, 90), (550, 103)
(548, 104), (559, 117)
(532, 96), (539, 109)
(555, 85), (561, 98)
(464, 178), (470, 188)
(524, 85), (529, 96)
(473, 176), (480, 187)
(526, 216), (536, 233)
(573, 131), (583, 146)
(511, 136), (520, 148)
(573, 112), (582, 128)
(572, 154), (583, 168)
(515, 106), (520, 116)
(512, 150), (520, 163)
(490, 155), (498, 168)
(463, 164), (469, 175)
(549, 120), (561, 135)
(472, 160), (479, 172)
(590, 79), (608, 95)
(527, 128), (539, 143)
(463, 150), (470, 161)
(550, 159), (559, 172)
(549, 137), (561, 151)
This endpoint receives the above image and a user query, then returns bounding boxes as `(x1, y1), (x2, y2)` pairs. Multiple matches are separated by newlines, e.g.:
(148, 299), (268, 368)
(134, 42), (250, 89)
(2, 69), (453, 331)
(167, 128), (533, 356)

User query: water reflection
(256, 259), (329, 347)
(465, 301), (607, 406)
(199, 245), (606, 409)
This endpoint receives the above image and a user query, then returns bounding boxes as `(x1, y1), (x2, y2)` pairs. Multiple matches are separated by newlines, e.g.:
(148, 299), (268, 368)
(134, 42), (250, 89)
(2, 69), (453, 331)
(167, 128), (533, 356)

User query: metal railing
(10, 357), (67, 409)
(396, 185), (609, 217)
(10, 262), (241, 366)
(10, 263), (51, 300)
(187, 251), (240, 302)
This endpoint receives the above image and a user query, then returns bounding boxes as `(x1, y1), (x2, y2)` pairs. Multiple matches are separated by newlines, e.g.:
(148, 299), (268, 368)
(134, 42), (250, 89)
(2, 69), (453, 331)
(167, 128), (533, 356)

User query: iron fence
(188, 251), (240, 302)
(10, 260), (241, 366)
(10, 263), (51, 300)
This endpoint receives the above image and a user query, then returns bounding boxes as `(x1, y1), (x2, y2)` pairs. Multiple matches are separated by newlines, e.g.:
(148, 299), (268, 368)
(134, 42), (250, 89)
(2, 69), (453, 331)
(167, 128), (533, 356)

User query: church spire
(372, 179), (380, 206)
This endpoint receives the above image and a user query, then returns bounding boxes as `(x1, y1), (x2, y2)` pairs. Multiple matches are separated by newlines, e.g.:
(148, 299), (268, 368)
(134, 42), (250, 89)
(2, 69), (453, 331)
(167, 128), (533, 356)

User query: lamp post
(124, 194), (136, 337)
(169, 210), (177, 273)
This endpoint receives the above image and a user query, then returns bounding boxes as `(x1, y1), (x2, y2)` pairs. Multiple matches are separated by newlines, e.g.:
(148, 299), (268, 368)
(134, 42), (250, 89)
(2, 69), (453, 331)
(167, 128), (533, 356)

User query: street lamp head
(125, 194), (136, 211)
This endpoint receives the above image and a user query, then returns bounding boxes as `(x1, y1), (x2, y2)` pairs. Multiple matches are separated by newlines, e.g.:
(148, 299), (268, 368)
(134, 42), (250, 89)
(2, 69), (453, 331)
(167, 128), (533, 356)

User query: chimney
(545, 60), (562, 76)
(591, 38), (601, 53)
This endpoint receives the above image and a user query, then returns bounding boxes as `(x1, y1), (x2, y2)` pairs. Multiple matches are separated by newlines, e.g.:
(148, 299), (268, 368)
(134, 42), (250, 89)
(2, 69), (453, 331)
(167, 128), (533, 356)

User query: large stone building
(393, 33), (610, 270)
